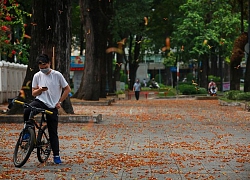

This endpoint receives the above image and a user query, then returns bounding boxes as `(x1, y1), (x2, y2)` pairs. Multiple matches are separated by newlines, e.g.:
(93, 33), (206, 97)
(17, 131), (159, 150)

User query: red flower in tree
(5, 16), (12, 21)
(4, 40), (10, 44)
(12, 50), (16, 55)
(1, 26), (9, 31)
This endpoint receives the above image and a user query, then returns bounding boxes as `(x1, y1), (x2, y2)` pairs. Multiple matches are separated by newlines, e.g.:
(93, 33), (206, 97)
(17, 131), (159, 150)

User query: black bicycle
(13, 100), (53, 168)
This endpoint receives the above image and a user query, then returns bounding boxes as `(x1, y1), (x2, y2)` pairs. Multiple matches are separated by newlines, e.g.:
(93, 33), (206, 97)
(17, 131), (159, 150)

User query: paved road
(0, 98), (250, 180)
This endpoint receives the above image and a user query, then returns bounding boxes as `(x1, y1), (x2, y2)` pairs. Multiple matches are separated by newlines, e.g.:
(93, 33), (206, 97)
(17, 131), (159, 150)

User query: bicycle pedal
(45, 149), (51, 155)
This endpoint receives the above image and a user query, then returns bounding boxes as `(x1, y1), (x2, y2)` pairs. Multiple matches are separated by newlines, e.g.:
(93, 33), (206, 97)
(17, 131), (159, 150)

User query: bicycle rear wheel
(13, 128), (35, 167)
(37, 125), (51, 163)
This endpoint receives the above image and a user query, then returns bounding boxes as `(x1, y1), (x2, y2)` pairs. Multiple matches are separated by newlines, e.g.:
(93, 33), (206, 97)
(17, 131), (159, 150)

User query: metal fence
(0, 61), (27, 103)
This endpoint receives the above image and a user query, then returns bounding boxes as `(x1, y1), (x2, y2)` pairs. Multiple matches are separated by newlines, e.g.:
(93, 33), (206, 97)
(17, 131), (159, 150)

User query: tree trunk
(230, 32), (247, 90)
(113, 51), (124, 84)
(199, 54), (209, 89)
(230, 59), (242, 90)
(245, 53), (250, 92)
(77, 0), (105, 100)
(129, 64), (139, 90)
(210, 50), (217, 76)
(79, 23), (85, 55)
(100, 0), (113, 97)
(8, 0), (73, 114)
(127, 34), (141, 90)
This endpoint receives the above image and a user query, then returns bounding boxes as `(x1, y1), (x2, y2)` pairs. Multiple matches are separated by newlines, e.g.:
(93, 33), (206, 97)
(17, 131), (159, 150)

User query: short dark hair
(36, 54), (50, 64)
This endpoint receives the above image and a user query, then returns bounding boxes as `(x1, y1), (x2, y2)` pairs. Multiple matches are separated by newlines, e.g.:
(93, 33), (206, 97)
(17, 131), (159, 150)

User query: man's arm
(32, 86), (47, 97)
(55, 85), (71, 109)
(59, 85), (71, 103)
(58, 85), (71, 104)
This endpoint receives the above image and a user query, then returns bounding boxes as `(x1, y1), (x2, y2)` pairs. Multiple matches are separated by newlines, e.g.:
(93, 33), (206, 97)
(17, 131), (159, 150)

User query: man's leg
(135, 91), (139, 100)
(46, 109), (59, 156)
(23, 100), (42, 123)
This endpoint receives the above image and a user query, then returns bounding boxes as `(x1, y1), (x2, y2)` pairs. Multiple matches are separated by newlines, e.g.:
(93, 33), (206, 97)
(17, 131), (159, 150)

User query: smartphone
(42, 87), (48, 89)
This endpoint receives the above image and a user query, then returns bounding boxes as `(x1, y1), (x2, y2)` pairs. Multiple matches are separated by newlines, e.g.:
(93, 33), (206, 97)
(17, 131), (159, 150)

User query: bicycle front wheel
(13, 128), (35, 168)
(37, 125), (51, 163)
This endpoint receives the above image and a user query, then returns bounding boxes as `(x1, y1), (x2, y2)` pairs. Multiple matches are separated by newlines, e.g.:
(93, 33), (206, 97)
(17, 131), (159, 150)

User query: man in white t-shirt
(23, 54), (71, 164)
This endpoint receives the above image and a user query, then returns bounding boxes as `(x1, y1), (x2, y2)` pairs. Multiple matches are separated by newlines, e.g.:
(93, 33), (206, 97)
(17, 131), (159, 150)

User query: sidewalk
(0, 99), (249, 179)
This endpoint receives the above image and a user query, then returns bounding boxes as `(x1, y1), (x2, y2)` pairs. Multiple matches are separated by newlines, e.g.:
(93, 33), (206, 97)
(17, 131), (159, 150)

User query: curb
(0, 98), (111, 124)
(71, 100), (113, 106)
(218, 99), (248, 111)
(195, 96), (219, 100)
(0, 114), (102, 124)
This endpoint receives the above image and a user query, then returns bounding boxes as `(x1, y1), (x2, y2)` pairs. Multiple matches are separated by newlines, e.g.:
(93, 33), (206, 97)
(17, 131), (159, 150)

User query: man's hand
(41, 87), (48, 91)
(56, 102), (61, 109)
(32, 86), (48, 96)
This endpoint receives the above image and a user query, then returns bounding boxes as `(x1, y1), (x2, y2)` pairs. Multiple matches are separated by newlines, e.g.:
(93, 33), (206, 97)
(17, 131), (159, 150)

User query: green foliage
(163, 86), (176, 94)
(223, 90), (250, 101)
(157, 83), (166, 88)
(109, 0), (153, 42)
(71, 4), (81, 49)
(223, 90), (241, 100)
(163, 51), (176, 67)
(125, 84), (128, 90)
(120, 72), (127, 83)
(197, 87), (207, 94)
(145, 1), (186, 52)
(0, 0), (30, 63)
(208, 75), (220, 82)
(178, 84), (196, 95)
(115, 90), (125, 95)
(186, 73), (194, 82)
(158, 86), (176, 96)
(236, 92), (250, 101)
(178, 84), (206, 95)
(171, 0), (241, 64)
(155, 74), (160, 83)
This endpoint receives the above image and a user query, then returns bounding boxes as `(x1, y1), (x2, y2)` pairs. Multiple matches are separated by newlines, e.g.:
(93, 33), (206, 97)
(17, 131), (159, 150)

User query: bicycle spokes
(37, 125), (51, 163)
(13, 128), (35, 168)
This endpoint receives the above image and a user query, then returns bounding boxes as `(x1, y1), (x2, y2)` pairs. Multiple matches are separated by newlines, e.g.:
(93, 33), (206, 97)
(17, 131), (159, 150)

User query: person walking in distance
(143, 78), (147, 87)
(133, 79), (141, 100)
(23, 54), (71, 164)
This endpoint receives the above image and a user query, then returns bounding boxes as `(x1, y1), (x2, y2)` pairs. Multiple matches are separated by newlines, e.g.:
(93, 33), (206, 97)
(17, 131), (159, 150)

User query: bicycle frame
(27, 108), (45, 126)
(16, 100), (52, 143)
(13, 100), (53, 167)
(24, 110), (47, 146)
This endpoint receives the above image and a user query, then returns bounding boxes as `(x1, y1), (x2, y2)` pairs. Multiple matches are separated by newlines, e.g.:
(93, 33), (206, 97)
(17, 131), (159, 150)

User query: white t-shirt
(32, 70), (68, 108)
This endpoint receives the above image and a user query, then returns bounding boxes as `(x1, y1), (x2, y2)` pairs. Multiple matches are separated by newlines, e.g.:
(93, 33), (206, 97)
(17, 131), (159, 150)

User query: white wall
(0, 61), (27, 103)
(136, 63), (149, 82)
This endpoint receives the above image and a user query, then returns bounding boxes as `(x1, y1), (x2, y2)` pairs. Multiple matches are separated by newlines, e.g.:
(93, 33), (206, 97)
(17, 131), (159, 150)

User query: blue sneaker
(53, 156), (62, 164)
(22, 133), (30, 141)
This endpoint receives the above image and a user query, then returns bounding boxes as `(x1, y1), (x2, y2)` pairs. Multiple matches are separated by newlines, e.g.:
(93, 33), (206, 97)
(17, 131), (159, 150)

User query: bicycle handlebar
(14, 100), (53, 115)
(14, 100), (25, 105)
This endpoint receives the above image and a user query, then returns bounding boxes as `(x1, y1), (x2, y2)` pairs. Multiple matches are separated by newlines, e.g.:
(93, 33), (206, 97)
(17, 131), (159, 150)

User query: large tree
(109, 0), (153, 90)
(75, 0), (109, 100)
(8, 0), (74, 114)
(244, 0), (250, 92)
(171, 0), (242, 89)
